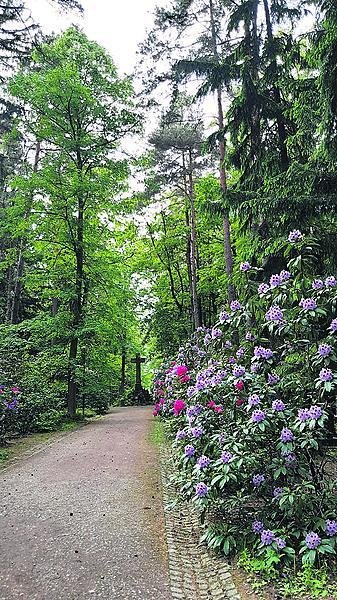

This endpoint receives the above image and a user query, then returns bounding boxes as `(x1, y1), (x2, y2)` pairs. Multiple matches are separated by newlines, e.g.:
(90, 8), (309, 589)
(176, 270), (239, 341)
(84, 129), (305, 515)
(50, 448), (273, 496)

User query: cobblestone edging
(160, 449), (241, 600)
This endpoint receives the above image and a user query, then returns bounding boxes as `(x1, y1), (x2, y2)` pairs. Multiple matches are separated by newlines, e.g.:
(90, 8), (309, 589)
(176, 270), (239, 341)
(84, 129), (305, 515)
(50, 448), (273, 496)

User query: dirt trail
(0, 406), (171, 600)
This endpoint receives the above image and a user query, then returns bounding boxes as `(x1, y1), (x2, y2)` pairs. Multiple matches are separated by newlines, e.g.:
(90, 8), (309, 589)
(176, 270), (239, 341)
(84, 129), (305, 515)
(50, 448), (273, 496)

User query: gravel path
(0, 407), (171, 600)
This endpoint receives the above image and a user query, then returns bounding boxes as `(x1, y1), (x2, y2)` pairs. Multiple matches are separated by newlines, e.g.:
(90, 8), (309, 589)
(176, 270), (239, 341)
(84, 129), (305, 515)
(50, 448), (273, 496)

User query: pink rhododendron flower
(214, 405), (223, 413)
(179, 375), (190, 383)
(176, 365), (188, 378)
(235, 380), (244, 391)
(208, 400), (216, 408)
(174, 399), (186, 416)
(236, 398), (244, 407)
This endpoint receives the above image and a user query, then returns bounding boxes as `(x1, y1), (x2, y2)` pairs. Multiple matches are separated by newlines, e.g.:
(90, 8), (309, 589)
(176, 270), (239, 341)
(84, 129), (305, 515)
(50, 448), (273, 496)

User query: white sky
(25, 0), (166, 75)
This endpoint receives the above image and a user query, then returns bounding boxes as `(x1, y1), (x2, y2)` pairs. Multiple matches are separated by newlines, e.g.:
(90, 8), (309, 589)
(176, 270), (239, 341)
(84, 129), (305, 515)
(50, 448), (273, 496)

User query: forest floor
(0, 406), (171, 600)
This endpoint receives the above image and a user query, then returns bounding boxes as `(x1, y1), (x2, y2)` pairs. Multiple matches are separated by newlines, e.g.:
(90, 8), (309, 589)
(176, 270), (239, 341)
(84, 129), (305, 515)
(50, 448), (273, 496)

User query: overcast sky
(25, 0), (165, 74)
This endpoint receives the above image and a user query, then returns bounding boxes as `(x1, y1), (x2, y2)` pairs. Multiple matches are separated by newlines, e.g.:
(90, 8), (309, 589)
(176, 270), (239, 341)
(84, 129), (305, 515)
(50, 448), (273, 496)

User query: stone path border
(160, 448), (241, 600)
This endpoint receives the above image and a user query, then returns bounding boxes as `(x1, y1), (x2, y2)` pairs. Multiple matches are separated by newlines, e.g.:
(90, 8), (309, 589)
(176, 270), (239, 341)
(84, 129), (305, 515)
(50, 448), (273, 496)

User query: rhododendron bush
(154, 233), (337, 565)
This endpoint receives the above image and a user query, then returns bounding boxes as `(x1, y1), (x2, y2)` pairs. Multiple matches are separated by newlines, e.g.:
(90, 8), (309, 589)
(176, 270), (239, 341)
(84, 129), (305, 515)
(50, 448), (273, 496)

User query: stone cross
(131, 354), (146, 392)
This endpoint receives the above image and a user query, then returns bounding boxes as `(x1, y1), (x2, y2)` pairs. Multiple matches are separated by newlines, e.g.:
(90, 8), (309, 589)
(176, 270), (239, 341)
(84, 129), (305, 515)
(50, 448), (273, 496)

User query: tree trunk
(183, 151), (195, 327)
(10, 141), (41, 324)
(209, 0), (236, 304)
(67, 153), (84, 418)
(188, 149), (202, 329)
(5, 266), (13, 323)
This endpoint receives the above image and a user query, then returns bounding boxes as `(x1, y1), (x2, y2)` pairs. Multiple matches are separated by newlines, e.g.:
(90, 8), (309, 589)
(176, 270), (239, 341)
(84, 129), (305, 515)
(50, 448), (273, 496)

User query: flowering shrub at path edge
(0, 385), (21, 444)
(154, 232), (337, 567)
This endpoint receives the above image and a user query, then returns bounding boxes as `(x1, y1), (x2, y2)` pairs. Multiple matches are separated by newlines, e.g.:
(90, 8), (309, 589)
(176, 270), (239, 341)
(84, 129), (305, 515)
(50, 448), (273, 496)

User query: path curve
(0, 407), (171, 600)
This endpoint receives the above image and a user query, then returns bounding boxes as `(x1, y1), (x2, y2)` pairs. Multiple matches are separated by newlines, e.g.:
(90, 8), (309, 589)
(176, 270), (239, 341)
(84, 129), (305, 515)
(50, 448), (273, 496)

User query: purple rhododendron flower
(195, 482), (208, 497)
(246, 331), (256, 341)
(6, 399), (18, 410)
(258, 283), (270, 296)
(230, 300), (242, 312)
(252, 520), (264, 533)
(184, 444), (195, 458)
(261, 530), (275, 545)
(273, 487), (283, 498)
(309, 405), (323, 420)
(329, 318), (337, 333)
(248, 394), (260, 406)
(204, 334), (212, 345)
(211, 328), (222, 340)
(298, 408), (311, 422)
(305, 532), (321, 549)
(280, 270), (291, 282)
(220, 450), (233, 464)
(325, 276), (337, 287)
(272, 399), (285, 412)
(251, 363), (260, 373)
(176, 430), (187, 440)
(326, 520), (337, 537)
(219, 311), (230, 323)
(288, 229), (303, 243)
(236, 347), (245, 359)
(252, 409), (266, 423)
(233, 365), (246, 378)
(240, 261), (251, 272)
(318, 343), (332, 358)
(197, 455), (211, 469)
(191, 426), (204, 438)
(283, 451), (297, 464)
(276, 537), (286, 549)
(266, 305), (284, 323)
(312, 279), (324, 290)
(225, 340), (232, 349)
(187, 386), (196, 398)
(270, 274), (282, 288)
(252, 474), (265, 486)
(218, 433), (226, 446)
(319, 368), (333, 382)
(268, 373), (280, 385)
(281, 428), (293, 443)
(299, 298), (317, 311)
(254, 346), (274, 360)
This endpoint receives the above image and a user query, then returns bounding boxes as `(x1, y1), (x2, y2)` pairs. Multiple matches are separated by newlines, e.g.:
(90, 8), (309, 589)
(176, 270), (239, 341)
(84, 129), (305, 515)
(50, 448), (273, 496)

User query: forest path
(0, 407), (171, 600)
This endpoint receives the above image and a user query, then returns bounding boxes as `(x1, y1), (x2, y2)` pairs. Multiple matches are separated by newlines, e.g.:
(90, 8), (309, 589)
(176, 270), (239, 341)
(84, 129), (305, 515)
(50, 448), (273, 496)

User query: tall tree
(150, 96), (205, 328)
(10, 27), (138, 416)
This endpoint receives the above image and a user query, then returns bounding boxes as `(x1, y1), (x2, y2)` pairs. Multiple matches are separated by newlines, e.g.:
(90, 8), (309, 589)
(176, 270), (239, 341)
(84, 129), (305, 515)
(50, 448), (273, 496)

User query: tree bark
(188, 149), (202, 329)
(209, 0), (236, 304)
(10, 141), (41, 324)
(182, 152), (194, 326)
(67, 150), (84, 418)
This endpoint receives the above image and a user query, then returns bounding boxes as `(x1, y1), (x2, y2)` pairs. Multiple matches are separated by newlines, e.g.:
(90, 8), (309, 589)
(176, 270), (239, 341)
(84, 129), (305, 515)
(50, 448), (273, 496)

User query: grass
(149, 419), (166, 446)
